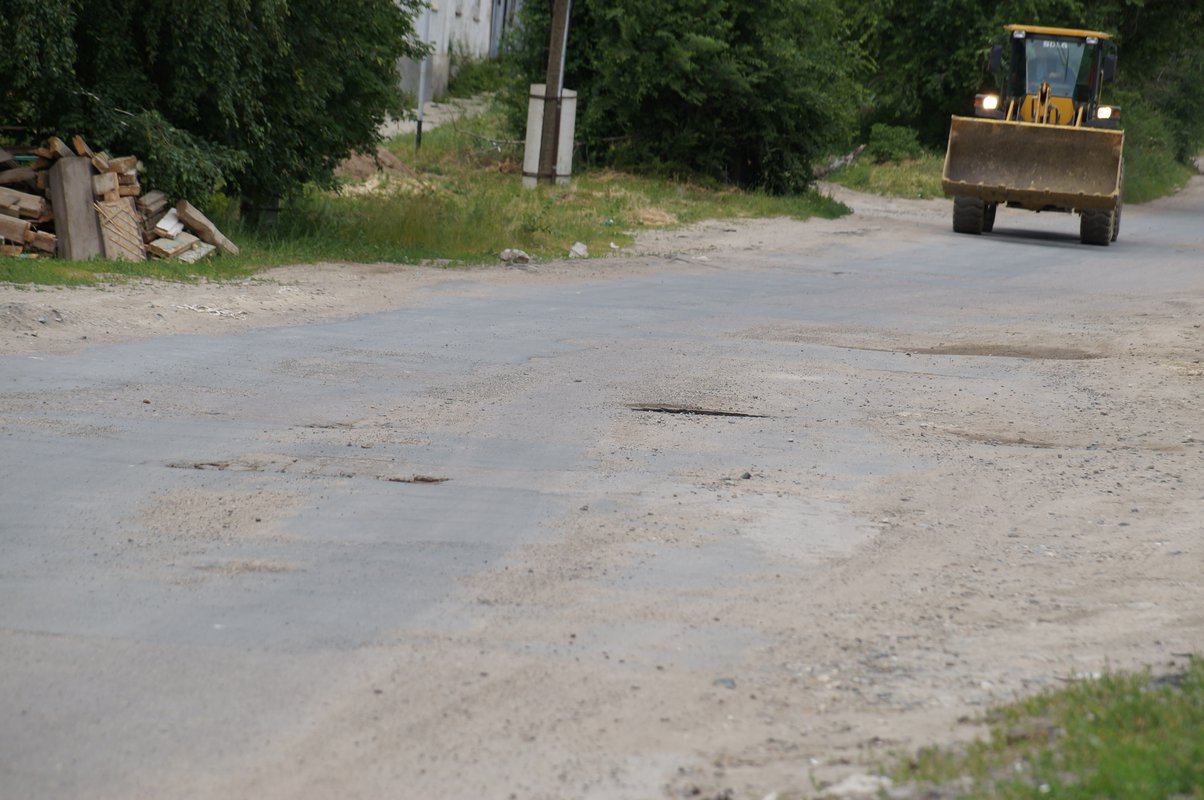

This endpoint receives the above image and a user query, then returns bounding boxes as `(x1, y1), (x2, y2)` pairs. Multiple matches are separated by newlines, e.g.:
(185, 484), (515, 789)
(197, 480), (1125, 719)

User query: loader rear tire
(1080, 208), (1114, 246)
(1111, 200), (1122, 242)
(953, 196), (986, 234)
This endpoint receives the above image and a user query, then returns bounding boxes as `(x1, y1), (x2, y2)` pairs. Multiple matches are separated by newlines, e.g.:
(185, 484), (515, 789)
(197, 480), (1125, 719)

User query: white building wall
(399, 0), (516, 104)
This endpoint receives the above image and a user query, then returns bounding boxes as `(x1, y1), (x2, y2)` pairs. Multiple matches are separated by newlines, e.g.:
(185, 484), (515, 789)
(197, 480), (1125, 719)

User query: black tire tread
(953, 196), (985, 235)
(1080, 208), (1113, 246)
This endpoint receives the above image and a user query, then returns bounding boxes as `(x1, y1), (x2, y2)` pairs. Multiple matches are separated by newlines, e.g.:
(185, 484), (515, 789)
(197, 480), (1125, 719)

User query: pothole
(627, 403), (768, 418)
(904, 344), (1101, 360)
(167, 456), (448, 484)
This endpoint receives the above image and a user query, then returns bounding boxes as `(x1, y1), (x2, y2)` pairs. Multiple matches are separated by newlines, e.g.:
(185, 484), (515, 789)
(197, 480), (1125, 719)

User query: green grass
(826, 131), (1196, 205)
(825, 151), (946, 199)
(892, 659), (1204, 799)
(1, 103), (846, 286)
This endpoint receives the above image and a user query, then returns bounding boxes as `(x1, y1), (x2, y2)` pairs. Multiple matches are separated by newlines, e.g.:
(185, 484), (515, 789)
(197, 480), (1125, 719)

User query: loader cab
(979, 25), (1120, 129)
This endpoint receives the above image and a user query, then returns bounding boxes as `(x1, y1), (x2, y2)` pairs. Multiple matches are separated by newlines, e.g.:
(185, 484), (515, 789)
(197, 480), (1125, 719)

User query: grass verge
(825, 151), (946, 199)
(0, 103), (846, 287)
(891, 658), (1204, 799)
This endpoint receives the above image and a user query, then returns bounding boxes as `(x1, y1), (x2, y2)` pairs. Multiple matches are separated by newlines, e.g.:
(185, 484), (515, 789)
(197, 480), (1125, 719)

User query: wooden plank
(71, 135), (94, 157)
(48, 157), (105, 260)
(136, 192), (167, 218)
(26, 230), (57, 253)
(104, 155), (138, 173)
(117, 182), (141, 197)
(95, 199), (147, 262)
(142, 207), (168, 238)
(0, 244), (24, 257)
(176, 242), (216, 263)
(154, 208), (184, 238)
(0, 147), (17, 169)
(0, 213), (32, 244)
(175, 200), (239, 255)
(146, 231), (199, 259)
(48, 136), (74, 160)
(93, 171), (119, 197)
(0, 167), (37, 186)
(91, 152), (110, 172)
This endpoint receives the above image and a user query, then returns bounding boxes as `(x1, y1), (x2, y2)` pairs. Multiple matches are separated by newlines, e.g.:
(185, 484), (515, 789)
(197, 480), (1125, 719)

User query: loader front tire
(1080, 208), (1114, 246)
(983, 202), (998, 233)
(953, 196), (986, 235)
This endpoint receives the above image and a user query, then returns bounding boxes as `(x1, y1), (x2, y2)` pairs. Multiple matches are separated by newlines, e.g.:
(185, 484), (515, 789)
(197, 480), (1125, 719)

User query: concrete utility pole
(415, 4), (434, 150)
(536, 0), (572, 184)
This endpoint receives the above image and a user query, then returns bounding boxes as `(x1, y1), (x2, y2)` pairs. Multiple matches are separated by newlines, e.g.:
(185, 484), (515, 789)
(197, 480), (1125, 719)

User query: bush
(865, 124), (925, 163)
(506, 0), (867, 194)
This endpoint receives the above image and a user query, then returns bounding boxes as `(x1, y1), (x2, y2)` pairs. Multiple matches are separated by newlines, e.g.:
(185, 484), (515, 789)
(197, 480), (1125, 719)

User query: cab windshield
(1025, 36), (1095, 98)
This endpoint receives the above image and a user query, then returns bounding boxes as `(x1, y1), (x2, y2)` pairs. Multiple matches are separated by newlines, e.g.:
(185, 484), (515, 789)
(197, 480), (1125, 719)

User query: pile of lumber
(0, 135), (238, 263)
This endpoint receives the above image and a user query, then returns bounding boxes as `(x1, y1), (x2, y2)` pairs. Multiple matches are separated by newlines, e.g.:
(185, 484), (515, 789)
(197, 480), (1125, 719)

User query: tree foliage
(855, 0), (1204, 162)
(1, 0), (425, 219)
(508, 0), (867, 193)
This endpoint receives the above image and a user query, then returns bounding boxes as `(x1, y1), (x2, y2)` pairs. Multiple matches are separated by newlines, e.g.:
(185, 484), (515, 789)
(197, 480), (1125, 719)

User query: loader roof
(1004, 24), (1112, 40)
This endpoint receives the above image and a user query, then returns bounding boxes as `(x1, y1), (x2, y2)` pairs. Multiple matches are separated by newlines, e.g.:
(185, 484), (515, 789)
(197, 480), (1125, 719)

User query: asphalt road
(2, 182), (1202, 799)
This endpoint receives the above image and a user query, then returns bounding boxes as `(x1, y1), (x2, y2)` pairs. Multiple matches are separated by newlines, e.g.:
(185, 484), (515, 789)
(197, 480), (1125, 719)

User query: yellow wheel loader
(942, 25), (1124, 245)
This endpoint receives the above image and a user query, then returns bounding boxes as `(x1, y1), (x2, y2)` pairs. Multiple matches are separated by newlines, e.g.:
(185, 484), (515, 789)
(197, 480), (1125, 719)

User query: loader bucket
(942, 116), (1123, 211)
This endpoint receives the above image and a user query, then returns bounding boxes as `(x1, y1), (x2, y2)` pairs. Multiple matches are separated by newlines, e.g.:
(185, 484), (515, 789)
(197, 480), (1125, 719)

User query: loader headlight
(974, 93), (1003, 117)
(1096, 106), (1114, 120)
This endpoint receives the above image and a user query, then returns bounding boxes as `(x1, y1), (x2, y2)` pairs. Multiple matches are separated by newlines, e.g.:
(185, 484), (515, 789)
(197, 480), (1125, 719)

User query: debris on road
(500, 248), (531, 264)
(0, 135), (237, 263)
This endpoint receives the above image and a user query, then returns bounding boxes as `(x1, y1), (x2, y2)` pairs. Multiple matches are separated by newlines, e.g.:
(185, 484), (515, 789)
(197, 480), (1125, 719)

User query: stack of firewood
(0, 135), (238, 262)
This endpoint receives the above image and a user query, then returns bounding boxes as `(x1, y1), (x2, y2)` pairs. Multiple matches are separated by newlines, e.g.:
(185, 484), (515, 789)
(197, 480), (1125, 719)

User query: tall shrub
(509, 0), (867, 193)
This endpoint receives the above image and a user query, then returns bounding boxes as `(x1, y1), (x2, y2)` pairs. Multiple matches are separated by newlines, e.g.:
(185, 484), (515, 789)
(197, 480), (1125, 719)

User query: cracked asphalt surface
(2, 178), (1202, 799)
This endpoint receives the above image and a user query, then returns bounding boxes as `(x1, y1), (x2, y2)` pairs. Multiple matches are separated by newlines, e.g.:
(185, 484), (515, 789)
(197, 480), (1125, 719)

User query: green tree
(1, 0), (426, 222)
(508, 0), (867, 193)
(854, 0), (1204, 161)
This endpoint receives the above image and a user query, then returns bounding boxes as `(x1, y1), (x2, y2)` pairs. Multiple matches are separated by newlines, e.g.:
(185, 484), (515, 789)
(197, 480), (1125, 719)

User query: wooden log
(71, 135), (93, 157)
(48, 157), (105, 260)
(0, 213), (32, 244)
(0, 186), (51, 219)
(147, 231), (198, 259)
(0, 244), (24, 257)
(0, 167), (37, 186)
(175, 200), (239, 255)
(91, 152), (110, 173)
(117, 182), (141, 197)
(33, 147), (54, 160)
